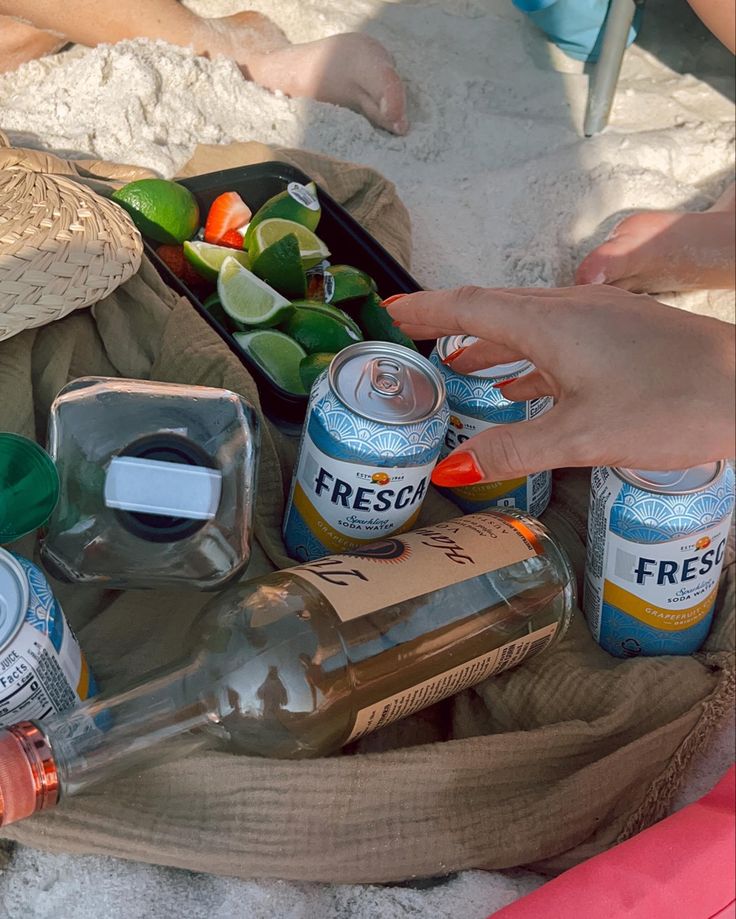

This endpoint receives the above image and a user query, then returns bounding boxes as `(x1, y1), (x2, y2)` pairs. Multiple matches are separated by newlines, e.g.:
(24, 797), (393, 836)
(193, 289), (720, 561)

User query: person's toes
(355, 66), (408, 134)
(575, 239), (632, 286)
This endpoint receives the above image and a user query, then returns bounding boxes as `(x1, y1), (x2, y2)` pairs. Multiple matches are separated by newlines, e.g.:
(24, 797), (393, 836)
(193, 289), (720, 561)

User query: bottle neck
(0, 655), (218, 826)
(0, 722), (59, 825)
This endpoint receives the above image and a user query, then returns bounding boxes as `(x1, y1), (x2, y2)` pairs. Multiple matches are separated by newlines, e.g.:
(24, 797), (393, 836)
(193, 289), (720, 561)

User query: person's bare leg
(0, 16), (67, 71)
(686, 0), (735, 53)
(0, 0), (407, 134)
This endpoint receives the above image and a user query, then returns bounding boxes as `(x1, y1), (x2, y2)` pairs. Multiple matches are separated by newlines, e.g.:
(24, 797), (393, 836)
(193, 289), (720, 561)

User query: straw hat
(0, 131), (143, 342)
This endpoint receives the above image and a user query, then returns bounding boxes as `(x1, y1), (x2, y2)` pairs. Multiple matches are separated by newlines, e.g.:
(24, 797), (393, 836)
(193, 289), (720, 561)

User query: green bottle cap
(0, 433), (60, 544)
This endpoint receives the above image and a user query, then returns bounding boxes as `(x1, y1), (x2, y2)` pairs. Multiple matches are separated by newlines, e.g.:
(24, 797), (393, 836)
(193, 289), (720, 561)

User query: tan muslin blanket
(0, 141), (734, 884)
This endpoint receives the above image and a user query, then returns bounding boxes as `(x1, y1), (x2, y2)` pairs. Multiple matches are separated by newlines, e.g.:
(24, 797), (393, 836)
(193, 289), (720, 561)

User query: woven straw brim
(0, 146), (143, 342)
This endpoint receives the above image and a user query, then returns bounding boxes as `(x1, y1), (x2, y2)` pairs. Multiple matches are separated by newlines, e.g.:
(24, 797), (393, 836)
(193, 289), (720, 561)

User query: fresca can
(0, 548), (97, 728)
(429, 335), (553, 515)
(283, 342), (448, 561)
(583, 462), (735, 657)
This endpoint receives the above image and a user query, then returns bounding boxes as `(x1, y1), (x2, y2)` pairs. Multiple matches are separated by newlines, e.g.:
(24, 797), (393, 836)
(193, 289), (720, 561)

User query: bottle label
(1, 554), (97, 729)
(323, 272), (336, 303)
(287, 430), (434, 553)
(289, 512), (541, 622)
(345, 620), (558, 743)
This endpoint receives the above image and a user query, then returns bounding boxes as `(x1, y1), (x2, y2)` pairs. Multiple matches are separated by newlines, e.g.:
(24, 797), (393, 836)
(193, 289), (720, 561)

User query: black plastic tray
(144, 162), (424, 425)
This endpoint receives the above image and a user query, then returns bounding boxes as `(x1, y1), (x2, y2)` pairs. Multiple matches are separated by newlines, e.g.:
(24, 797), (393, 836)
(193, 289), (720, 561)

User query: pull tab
(104, 457), (222, 520)
(370, 358), (404, 397)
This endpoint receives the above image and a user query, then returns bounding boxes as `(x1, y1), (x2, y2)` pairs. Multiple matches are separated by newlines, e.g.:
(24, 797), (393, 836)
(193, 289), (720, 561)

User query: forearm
(0, 0), (211, 52)
(709, 319), (736, 458)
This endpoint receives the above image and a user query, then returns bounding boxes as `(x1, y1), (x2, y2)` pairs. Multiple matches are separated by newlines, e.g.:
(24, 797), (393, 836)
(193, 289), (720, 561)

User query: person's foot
(205, 11), (290, 57)
(0, 16), (67, 73)
(576, 189), (736, 293)
(245, 33), (408, 135)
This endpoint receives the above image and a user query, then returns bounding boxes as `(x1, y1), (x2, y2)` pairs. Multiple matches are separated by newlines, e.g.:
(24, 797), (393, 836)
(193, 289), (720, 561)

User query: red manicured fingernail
(493, 379), (515, 389)
(391, 320), (403, 327)
(441, 346), (467, 365)
(432, 452), (484, 487)
(381, 295), (405, 307)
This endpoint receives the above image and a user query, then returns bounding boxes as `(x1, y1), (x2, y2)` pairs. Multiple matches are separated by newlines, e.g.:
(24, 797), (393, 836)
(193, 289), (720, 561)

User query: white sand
(0, 0), (734, 915)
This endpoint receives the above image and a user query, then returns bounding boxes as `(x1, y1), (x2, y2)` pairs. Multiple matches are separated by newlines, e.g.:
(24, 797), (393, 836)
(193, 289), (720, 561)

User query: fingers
(382, 288), (544, 353)
(445, 340), (524, 372)
(431, 405), (586, 484)
(489, 370), (555, 402)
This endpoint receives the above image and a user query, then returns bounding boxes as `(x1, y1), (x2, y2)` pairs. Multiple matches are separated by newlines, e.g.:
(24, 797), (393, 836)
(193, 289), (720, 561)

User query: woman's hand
(383, 286), (735, 487)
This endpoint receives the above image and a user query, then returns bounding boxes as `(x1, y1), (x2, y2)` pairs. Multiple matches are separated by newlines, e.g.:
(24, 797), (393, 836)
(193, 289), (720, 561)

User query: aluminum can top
(0, 548), (29, 650)
(614, 462), (724, 496)
(329, 342), (445, 425)
(435, 335), (533, 381)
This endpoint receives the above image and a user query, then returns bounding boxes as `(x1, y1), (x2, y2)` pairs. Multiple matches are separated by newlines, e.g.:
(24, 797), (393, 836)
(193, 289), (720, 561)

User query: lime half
(281, 308), (362, 354)
(218, 257), (293, 328)
(244, 181), (320, 248)
(184, 240), (249, 282)
(250, 218), (329, 270)
(289, 300), (363, 340)
(234, 329), (308, 395)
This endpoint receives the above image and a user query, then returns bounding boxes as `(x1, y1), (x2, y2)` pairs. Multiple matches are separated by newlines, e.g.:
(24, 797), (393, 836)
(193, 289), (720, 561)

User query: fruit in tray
(113, 178), (416, 395)
(203, 191), (251, 246)
(112, 179), (200, 245)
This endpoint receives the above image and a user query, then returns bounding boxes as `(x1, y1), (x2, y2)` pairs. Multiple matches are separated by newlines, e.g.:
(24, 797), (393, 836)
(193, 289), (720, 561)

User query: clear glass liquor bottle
(0, 510), (575, 827)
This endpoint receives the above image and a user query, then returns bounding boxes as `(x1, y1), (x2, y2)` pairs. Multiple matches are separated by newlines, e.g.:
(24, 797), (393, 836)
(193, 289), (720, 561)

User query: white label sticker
(288, 181), (319, 211)
(323, 272), (336, 303)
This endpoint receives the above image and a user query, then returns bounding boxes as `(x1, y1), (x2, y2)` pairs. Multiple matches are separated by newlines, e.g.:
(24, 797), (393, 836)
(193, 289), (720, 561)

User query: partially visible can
(0, 548), (97, 728)
(429, 335), (553, 515)
(583, 462), (735, 657)
(283, 342), (448, 561)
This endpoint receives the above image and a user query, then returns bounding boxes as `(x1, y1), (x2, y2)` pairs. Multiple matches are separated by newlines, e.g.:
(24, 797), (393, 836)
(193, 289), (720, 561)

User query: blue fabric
(513, 0), (642, 62)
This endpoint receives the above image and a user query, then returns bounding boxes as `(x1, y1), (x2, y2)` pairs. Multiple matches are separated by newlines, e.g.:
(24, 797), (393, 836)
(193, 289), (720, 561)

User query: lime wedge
(201, 291), (246, 332)
(244, 181), (321, 248)
(358, 292), (418, 351)
(250, 233), (306, 300)
(184, 240), (249, 282)
(218, 257), (293, 328)
(300, 352), (335, 391)
(290, 299), (363, 339)
(250, 218), (329, 270)
(234, 329), (308, 395)
(324, 265), (376, 304)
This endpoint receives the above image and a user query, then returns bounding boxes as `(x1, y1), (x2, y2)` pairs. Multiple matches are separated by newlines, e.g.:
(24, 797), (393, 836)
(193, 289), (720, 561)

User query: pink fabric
(493, 766), (736, 919)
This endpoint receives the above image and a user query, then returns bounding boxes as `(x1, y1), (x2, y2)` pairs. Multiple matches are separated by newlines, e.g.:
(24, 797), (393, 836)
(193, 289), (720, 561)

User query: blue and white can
(429, 335), (553, 515)
(0, 548), (97, 728)
(283, 342), (448, 561)
(583, 463), (735, 657)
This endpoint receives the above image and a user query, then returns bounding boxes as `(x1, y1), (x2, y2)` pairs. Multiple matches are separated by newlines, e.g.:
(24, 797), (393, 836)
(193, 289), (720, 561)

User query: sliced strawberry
(204, 192), (251, 245)
(156, 245), (213, 297)
(219, 228), (246, 250)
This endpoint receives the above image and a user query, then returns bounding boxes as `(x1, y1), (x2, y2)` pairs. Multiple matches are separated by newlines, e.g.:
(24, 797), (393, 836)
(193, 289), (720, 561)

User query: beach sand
(0, 0), (734, 915)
